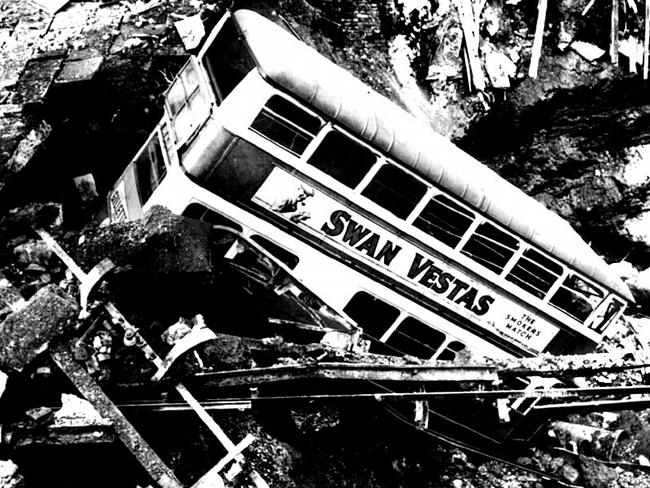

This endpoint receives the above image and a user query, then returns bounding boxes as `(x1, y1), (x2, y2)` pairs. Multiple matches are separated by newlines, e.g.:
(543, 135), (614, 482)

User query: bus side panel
(251, 167), (560, 355)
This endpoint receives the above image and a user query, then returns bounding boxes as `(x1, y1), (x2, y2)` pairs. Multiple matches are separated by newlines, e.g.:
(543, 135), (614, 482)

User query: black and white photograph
(0, 0), (648, 486)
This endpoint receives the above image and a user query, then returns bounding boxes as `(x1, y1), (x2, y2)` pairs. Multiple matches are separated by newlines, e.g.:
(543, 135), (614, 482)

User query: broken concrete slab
(0, 284), (79, 371)
(0, 15), (51, 89)
(3, 202), (63, 229)
(53, 393), (111, 427)
(72, 173), (99, 201)
(6, 422), (115, 448)
(0, 119), (51, 194)
(0, 272), (26, 316)
(10, 52), (65, 105)
(55, 55), (104, 84)
(125, 0), (164, 16)
(13, 239), (53, 267)
(174, 14), (205, 51)
(50, 342), (183, 488)
(0, 460), (24, 488)
(485, 50), (517, 89)
(570, 41), (606, 62)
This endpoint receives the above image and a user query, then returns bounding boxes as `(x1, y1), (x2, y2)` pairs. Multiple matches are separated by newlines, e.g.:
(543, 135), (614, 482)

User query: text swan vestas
(321, 210), (495, 316)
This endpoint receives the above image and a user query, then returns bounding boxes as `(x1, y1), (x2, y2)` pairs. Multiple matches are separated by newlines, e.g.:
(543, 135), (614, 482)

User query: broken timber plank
(50, 342), (183, 488)
(582, 0), (598, 15)
(104, 303), (268, 488)
(9, 425), (115, 447)
(481, 350), (650, 376)
(645, 0), (650, 79)
(529, 0), (548, 78)
(611, 0), (619, 64)
(453, 0), (485, 91)
(193, 363), (499, 389)
(34, 229), (115, 311)
(533, 396), (650, 414)
(151, 323), (216, 381)
(192, 435), (255, 488)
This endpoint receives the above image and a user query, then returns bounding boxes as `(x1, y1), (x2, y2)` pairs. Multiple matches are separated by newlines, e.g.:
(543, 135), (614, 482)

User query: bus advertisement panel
(252, 168), (559, 354)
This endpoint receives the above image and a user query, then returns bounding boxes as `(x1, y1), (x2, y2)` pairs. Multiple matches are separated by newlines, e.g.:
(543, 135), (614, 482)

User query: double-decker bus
(107, 8), (632, 363)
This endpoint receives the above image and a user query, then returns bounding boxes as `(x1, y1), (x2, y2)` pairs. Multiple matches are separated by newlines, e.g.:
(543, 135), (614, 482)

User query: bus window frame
(249, 94), (324, 157)
(410, 187), (477, 251)
(359, 160), (429, 221)
(589, 296), (624, 333)
(548, 273), (605, 323)
(164, 57), (213, 148)
(130, 128), (170, 205)
(305, 126), (378, 190)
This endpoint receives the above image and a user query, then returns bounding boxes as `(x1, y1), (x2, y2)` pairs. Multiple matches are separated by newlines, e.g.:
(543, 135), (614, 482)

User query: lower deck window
(182, 203), (243, 231)
(385, 316), (445, 359)
(250, 234), (299, 270)
(437, 340), (466, 361)
(343, 291), (400, 339)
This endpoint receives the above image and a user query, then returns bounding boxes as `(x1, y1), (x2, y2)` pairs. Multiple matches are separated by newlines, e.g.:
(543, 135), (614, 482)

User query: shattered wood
(49, 341), (183, 488)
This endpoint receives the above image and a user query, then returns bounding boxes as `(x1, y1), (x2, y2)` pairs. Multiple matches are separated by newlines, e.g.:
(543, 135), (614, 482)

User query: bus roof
(231, 9), (632, 302)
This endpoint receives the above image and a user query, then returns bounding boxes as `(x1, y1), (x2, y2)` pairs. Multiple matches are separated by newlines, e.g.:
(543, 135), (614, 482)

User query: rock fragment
(0, 284), (79, 371)
(0, 460), (24, 488)
(71, 206), (212, 274)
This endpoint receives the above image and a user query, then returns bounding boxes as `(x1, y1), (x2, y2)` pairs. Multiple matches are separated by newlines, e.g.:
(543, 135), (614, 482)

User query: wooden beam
(193, 363), (499, 388)
(582, 0), (599, 15)
(529, 0), (548, 78)
(645, 0), (650, 78)
(611, 0), (619, 64)
(104, 304), (269, 488)
(454, 0), (485, 91)
(50, 343), (183, 488)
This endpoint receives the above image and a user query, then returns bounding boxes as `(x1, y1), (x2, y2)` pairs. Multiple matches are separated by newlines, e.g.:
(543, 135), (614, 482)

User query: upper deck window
(506, 249), (562, 299)
(202, 18), (255, 101)
(413, 194), (474, 248)
(307, 130), (376, 188)
(361, 164), (427, 219)
(166, 61), (207, 142)
(250, 96), (322, 156)
(204, 137), (279, 201)
(550, 274), (604, 322)
(461, 222), (520, 274)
